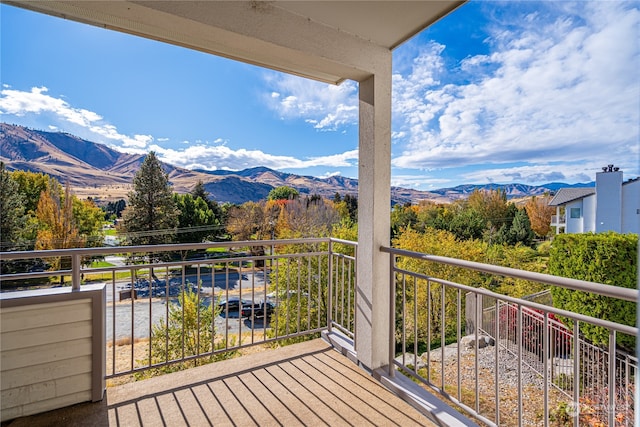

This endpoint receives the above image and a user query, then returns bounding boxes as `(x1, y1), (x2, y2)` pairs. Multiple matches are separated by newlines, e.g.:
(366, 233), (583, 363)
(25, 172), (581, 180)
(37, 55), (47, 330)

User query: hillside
(0, 123), (589, 205)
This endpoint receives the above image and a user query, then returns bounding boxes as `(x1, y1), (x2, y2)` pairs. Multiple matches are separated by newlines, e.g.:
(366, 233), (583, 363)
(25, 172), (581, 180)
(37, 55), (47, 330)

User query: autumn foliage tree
(35, 182), (84, 282)
(524, 195), (554, 238)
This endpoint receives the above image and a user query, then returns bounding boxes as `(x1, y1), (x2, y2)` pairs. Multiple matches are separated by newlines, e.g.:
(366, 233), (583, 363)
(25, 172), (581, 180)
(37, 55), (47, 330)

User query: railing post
(608, 330), (616, 426)
(573, 321), (580, 427)
(72, 253), (81, 291)
(388, 251), (395, 377)
(328, 239), (333, 333)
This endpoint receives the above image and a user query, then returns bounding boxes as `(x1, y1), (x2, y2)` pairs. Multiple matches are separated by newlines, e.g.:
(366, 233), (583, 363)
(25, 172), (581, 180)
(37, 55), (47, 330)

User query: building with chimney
(549, 165), (639, 234)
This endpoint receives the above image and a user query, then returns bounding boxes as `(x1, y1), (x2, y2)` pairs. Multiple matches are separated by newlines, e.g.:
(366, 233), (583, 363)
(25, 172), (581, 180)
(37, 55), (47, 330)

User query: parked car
(241, 301), (276, 320)
(218, 297), (250, 314)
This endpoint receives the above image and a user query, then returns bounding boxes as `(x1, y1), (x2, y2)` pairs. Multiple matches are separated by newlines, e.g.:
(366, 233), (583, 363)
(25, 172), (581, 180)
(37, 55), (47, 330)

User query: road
(103, 269), (270, 341)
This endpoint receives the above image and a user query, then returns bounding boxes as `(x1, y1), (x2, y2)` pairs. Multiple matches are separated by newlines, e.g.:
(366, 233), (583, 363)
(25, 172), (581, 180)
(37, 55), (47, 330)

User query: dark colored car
(241, 301), (276, 320)
(218, 297), (250, 313)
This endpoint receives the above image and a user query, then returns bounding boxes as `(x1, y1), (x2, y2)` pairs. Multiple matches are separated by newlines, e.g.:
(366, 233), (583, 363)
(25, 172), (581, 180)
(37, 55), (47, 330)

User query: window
(570, 208), (581, 218)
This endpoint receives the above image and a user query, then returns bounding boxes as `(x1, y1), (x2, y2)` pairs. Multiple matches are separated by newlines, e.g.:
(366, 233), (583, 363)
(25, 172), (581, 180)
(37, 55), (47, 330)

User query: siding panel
(1, 355), (92, 389)
(1, 300), (92, 332)
(0, 285), (105, 422)
(1, 320), (92, 351)
(1, 338), (92, 371)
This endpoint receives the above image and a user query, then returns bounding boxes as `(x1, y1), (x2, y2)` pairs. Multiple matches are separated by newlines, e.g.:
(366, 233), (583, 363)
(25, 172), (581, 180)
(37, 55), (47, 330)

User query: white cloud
(461, 160), (638, 186)
(264, 73), (358, 130)
(0, 86), (103, 126)
(391, 2), (639, 178)
(391, 174), (451, 189)
(320, 171), (342, 179)
(151, 144), (358, 171)
(0, 86), (154, 150)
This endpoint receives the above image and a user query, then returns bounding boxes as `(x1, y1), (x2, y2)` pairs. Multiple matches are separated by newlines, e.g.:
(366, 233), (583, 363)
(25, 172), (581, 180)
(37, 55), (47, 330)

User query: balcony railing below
(383, 246), (637, 427)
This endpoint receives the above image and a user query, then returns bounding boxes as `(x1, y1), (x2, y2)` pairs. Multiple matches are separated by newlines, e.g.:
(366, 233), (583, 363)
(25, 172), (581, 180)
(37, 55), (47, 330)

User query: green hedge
(549, 232), (637, 351)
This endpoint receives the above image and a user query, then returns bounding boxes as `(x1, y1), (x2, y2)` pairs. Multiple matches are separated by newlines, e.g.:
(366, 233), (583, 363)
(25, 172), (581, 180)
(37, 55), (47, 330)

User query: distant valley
(0, 123), (593, 205)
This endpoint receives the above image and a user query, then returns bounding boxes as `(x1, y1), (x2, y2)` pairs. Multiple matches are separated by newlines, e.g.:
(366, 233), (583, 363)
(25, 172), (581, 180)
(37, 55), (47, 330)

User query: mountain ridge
(0, 123), (590, 204)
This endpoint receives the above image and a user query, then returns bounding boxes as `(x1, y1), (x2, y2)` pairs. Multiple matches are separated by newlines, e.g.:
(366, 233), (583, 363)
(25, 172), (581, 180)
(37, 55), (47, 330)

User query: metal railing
(551, 215), (566, 225)
(382, 246), (637, 427)
(0, 238), (357, 379)
(480, 298), (637, 421)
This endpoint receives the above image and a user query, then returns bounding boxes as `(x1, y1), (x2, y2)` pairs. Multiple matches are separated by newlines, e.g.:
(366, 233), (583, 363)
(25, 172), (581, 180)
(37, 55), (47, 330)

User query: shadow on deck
(4, 339), (437, 427)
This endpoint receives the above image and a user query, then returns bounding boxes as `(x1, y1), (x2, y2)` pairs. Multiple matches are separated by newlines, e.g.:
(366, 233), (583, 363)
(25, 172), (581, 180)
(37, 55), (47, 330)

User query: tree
(72, 197), (106, 248)
(226, 201), (268, 242)
(137, 288), (233, 378)
(510, 208), (534, 246)
(121, 152), (179, 246)
(0, 162), (26, 251)
(173, 193), (220, 244)
(277, 197), (340, 238)
(393, 228), (488, 349)
(466, 189), (510, 230)
(10, 169), (54, 214)
(494, 207), (534, 246)
(448, 207), (485, 240)
(391, 203), (418, 238)
(267, 186), (299, 201)
(334, 193), (358, 223)
(103, 199), (127, 219)
(35, 182), (84, 282)
(524, 195), (554, 238)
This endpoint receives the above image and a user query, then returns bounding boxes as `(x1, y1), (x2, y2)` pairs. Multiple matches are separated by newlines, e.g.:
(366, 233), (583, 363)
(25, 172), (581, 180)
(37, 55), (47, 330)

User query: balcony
(551, 215), (566, 226)
(1, 239), (636, 426)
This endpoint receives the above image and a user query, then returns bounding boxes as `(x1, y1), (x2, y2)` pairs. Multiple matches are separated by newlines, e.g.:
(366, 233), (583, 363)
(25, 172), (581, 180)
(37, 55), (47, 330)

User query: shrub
(135, 288), (235, 379)
(549, 232), (637, 352)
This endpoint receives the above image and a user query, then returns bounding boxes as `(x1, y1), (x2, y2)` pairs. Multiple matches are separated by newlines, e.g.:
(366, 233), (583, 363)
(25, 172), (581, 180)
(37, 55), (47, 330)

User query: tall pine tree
(121, 152), (178, 246)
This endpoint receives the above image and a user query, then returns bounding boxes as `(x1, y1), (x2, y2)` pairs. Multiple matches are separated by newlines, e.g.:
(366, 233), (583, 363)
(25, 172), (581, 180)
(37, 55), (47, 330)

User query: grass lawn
(91, 260), (115, 268)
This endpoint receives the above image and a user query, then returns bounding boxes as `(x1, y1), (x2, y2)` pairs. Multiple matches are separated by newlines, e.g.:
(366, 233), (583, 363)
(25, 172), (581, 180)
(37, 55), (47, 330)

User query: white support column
(356, 58), (392, 371)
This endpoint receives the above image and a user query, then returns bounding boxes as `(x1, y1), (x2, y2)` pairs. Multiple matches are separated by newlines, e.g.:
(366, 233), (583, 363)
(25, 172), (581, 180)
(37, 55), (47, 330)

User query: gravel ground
(402, 337), (569, 426)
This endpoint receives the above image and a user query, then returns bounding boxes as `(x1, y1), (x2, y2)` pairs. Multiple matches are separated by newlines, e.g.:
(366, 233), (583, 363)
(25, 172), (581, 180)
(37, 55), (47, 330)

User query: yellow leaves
(34, 182), (83, 251)
(524, 195), (555, 237)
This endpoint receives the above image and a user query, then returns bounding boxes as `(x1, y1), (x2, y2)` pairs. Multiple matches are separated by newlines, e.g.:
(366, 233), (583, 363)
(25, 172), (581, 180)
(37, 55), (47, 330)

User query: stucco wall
(565, 200), (584, 233)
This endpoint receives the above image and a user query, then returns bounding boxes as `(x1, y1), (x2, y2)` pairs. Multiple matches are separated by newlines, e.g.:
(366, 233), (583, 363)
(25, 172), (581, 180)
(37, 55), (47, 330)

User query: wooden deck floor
(5, 339), (437, 426)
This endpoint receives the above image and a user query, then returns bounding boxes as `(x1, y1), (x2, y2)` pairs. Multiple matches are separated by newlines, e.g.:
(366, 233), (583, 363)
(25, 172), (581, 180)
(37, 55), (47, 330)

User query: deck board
(4, 339), (436, 427)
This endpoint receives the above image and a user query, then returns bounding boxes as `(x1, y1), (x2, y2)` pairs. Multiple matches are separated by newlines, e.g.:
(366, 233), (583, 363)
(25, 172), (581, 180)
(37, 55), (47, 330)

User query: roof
(7, 1), (465, 84)
(548, 188), (596, 206)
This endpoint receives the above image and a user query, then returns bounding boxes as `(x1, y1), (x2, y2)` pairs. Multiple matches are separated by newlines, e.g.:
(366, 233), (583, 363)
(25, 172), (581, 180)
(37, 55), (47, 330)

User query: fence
(382, 246), (637, 427)
(478, 296), (637, 425)
(0, 238), (357, 379)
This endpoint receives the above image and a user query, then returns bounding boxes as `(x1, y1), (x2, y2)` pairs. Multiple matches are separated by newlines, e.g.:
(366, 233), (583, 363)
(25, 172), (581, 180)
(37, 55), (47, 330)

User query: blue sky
(1, 1), (638, 191)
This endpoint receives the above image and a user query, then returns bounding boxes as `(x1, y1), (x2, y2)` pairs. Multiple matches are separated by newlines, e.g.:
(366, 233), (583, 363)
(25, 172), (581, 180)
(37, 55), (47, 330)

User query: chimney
(595, 165), (623, 232)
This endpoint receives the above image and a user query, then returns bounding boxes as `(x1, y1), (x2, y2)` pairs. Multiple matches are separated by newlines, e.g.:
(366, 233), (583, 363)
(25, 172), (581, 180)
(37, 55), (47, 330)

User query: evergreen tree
(0, 162), (26, 251)
(104, 199), (127, 219)
(191, 180), (225, 226)
(191, 180), (210, 204)
(510, 207), (534, 246)
(121, 152), (178, 246)
(173, 193), (220, 244)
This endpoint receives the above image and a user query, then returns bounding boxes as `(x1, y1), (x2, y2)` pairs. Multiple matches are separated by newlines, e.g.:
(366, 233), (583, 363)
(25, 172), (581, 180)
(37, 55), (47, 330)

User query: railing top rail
(0, 238), (331, 261)
(394, 265), (637, 337)
(382, 246), (638, 303)
(329, 238), (358, 246)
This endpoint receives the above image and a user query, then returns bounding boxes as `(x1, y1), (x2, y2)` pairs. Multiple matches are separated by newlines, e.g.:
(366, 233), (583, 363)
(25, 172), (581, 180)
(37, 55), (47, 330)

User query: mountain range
(0, 123), (593, 205)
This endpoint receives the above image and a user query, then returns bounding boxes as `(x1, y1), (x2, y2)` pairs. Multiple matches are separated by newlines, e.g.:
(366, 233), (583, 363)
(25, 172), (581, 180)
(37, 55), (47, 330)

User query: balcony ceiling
(7, 1), (465, 84)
